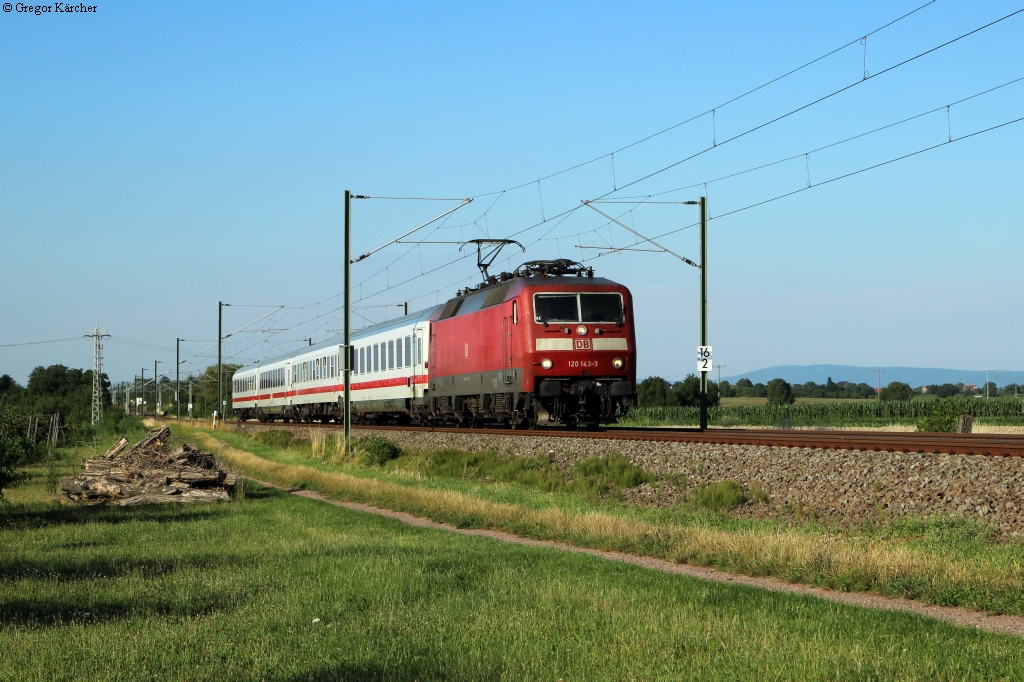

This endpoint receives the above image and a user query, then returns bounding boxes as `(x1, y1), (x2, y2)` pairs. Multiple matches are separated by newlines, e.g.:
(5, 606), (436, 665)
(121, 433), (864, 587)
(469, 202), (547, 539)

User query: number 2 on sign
(698, 357), (712, 373)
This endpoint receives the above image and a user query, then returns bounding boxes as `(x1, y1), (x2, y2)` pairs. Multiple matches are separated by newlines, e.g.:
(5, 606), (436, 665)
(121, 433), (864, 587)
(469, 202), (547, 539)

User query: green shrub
(0, 399), (34, 498)
(766, 379), (795, 405)
(694, 480), (748, 511)
(916, 399), (965, 433)
(254, 430), (297, 449)
(356, 436), (403, 466)
(881, 382), (915, 402)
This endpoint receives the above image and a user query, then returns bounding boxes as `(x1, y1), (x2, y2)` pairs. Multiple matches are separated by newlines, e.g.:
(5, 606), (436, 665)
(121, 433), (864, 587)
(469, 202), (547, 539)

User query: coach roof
(234, 305), (440, 374)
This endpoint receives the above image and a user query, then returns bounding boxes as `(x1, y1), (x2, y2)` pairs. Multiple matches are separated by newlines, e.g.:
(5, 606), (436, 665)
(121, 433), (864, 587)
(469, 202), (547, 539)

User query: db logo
(573, 339), (591, 350)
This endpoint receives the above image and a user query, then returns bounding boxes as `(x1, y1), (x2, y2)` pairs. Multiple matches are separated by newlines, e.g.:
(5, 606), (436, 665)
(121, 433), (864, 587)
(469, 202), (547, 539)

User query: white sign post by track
(697, 346), (712, 374)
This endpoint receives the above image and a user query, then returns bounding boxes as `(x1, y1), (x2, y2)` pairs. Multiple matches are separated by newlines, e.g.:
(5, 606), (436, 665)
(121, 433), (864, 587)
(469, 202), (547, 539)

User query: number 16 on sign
(697, 346), (712, 373)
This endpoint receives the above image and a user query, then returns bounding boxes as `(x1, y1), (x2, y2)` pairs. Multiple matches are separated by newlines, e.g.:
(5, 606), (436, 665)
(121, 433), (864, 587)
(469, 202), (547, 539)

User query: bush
(0, 399), (35, 499)
(672, 375), (720, 408)
(694, 480), (748, 511)
(881, 381), (914, 402)
(766, 378), (795, 405)
(638, 377), (674, 407)
(917, 399), (965, 433)
(91, 411), (146, 438)
(356, 436), (402, 466)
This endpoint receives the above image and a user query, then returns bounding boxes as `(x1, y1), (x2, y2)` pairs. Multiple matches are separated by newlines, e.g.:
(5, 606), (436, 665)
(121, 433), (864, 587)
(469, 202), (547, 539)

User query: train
(231, 259), (637, 428)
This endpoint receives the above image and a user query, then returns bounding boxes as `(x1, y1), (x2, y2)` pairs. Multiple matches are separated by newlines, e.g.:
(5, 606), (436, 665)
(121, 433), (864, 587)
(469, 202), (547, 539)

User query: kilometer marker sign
(697, 346), (712, 373)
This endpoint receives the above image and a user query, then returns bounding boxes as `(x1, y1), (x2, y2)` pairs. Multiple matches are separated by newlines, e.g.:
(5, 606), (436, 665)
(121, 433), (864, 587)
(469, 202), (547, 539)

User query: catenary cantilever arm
(350, 198), (473, 264)
(581, 200), (699, 268)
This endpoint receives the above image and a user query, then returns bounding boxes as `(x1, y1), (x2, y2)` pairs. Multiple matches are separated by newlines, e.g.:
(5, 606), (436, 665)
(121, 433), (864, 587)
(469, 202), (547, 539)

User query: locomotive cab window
(580, 294), (623, 323)
(534, 293), (622, 324)
(534, 294), (579, 323)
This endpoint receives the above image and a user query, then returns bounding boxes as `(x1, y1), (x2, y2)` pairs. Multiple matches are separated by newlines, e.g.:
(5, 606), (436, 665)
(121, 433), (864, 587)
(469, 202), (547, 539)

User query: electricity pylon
(84, 325), (110, 424)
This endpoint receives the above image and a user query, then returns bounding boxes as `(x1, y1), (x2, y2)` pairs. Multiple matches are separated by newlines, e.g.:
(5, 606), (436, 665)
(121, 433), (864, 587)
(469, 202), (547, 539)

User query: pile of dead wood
(61, 426), (238, 506)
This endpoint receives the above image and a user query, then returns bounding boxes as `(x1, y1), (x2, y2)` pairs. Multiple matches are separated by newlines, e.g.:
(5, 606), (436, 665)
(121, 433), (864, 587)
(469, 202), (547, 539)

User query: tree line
(638, 375), (927, 407)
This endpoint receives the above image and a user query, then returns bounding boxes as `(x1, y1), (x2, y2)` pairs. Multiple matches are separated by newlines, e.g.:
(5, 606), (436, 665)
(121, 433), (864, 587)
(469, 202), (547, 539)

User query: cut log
(104, 436), (129, 459)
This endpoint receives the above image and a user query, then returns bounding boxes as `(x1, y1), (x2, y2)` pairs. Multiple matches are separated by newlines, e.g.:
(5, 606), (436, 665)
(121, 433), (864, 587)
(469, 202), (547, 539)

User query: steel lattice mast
(84, 325), (110, 424)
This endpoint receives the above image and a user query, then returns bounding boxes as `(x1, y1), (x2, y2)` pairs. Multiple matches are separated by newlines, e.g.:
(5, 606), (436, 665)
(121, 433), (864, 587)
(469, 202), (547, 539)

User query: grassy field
(186, 426), (1024, 619)
(3, 439), (1024, 680)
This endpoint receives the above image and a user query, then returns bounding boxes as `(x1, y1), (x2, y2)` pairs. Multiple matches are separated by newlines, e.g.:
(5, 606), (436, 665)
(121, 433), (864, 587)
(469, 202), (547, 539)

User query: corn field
(622, 399), (1024, 427)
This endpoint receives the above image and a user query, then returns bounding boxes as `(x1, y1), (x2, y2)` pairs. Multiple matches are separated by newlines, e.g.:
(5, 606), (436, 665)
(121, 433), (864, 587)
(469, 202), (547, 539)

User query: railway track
(230, 421), (1024, 458)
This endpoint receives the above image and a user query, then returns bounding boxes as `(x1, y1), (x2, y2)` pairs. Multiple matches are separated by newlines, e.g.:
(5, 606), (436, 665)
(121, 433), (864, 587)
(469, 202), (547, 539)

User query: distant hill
(721, 365), (1024, 388)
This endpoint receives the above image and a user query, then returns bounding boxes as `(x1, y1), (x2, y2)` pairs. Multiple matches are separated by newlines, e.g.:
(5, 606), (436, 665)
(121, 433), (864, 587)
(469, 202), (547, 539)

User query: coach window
(404, 336), (411, 367)
(373, 344), (379, 372)
(387, 340), (394, 370)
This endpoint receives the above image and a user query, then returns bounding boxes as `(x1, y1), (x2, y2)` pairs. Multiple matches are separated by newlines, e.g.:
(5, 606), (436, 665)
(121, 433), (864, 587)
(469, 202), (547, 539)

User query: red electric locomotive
(426, 259), (636, 428)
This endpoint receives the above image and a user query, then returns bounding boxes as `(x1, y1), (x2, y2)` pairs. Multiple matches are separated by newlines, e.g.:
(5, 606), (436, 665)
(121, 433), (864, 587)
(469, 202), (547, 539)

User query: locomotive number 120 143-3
(567, 360), (599, 368)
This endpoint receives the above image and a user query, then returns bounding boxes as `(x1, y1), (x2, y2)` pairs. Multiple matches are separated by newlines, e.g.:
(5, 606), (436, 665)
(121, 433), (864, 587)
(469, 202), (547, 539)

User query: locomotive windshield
(534, 293), (622, 323)
(580, 293), (622, 322)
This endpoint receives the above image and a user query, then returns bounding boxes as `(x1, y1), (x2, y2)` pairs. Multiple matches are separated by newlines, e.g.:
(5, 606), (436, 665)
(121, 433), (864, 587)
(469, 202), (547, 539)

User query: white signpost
(697, 346), (712, 374)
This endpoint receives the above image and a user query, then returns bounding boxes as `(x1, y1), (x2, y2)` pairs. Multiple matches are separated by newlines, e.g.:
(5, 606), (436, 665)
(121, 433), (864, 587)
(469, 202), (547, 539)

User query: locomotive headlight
(576, 325), (588, 336)
(541, 358), (553, 370)
(612, 357), (625, 370)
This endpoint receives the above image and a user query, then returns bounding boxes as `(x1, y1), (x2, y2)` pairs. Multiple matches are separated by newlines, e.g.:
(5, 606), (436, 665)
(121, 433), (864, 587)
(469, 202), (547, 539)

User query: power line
(571, 113), (1024, 263)
(594, 8), (1024, 200)
(466, 0), (939, 199)
(598, 76), (1024, 202)
(0, 337), (83, 348)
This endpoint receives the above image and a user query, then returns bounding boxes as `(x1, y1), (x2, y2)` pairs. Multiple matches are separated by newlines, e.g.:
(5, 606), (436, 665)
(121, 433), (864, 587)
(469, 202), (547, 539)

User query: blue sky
(1, 0), (1021, 385)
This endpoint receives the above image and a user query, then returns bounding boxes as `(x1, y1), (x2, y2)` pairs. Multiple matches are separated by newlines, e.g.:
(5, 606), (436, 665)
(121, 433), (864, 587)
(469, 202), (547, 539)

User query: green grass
(3, 449), (1024, 680)
(197, 427), (1024, 618)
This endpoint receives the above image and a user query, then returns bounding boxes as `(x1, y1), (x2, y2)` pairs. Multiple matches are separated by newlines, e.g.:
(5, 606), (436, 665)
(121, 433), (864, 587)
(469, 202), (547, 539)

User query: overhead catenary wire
(590, 8), (1024, 201)
(570, 114), (1024, 266)
(463, 0), (939, 200)
(173, 7), (1020, 368)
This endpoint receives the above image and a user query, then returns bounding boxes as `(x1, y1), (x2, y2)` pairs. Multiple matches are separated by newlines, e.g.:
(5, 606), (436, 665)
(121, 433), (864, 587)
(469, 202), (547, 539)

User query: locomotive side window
(534, 294), (580, 323)
(512, 300), (518, 324)
(580, 294), (623, 323)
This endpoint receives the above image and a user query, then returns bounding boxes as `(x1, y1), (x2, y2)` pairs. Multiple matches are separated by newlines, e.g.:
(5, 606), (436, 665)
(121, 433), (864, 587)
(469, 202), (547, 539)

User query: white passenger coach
(232, 307), (437, 423)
